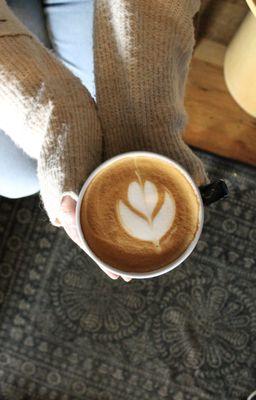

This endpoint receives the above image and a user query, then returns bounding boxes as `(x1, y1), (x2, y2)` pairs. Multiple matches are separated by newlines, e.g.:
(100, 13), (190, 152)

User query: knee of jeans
(0, 130), (40, 199)
(0, 167), (40, 199)
(0, 184), (39, 199)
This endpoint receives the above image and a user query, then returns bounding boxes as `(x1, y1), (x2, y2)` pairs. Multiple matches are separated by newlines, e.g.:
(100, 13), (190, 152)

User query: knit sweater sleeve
(94, 0), (208, 185)
(0, 0), (102, 226)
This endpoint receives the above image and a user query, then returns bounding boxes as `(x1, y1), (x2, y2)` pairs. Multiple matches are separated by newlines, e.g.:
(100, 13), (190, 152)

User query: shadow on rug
(0, 151), (255, 400)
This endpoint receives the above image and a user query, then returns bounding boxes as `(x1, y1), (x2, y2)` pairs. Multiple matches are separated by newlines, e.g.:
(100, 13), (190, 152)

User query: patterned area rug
(0, 151), (255, 400)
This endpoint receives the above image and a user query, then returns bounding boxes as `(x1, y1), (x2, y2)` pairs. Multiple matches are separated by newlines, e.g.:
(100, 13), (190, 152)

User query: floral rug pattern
(0, 151), (255, 400)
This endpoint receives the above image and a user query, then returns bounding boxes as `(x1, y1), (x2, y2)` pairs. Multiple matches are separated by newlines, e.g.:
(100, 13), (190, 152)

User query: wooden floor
(182, 0), (256, 166)
(183, 38), (256, 166)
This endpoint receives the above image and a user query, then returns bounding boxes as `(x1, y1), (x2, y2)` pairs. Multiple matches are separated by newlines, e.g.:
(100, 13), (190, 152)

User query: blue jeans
(0, 0), (95, 198)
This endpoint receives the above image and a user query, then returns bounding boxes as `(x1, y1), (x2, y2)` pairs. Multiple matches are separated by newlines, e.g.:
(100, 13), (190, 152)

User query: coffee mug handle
(199, 179), (229, 206)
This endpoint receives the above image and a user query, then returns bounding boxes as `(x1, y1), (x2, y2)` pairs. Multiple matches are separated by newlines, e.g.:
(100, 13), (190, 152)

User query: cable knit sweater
(0, 0), (207, 227)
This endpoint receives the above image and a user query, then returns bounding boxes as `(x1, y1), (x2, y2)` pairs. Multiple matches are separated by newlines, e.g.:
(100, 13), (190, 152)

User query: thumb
(59, 196), (122, 281)
(59, 195), (82, 247)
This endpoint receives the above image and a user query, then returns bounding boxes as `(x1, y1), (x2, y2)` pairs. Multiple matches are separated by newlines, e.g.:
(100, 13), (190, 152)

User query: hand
(58, 195), (132, 282)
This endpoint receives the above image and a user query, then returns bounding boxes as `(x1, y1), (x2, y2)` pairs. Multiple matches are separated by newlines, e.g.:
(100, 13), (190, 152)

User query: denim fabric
(0, 131), (39, 198)
(0, 0), (95, 198)
(44, 0), (96, 98)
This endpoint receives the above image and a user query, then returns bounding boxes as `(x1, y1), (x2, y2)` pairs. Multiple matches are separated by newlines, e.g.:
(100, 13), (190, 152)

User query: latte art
(80, 156), (200, 273)
(117, 180), (176, 250)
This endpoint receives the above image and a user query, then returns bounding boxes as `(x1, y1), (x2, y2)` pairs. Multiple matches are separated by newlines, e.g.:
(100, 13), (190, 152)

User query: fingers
(101, 267), (119, 280)
(122, 276), (132, 282)
(59, 196), (132, 282)
(59, 196), (82, 247)
(103, 270), (132, 282)
(104, 271), (132, 282)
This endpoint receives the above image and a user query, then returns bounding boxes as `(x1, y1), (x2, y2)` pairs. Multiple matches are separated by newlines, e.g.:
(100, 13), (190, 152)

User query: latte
(80, 156), (200, 273)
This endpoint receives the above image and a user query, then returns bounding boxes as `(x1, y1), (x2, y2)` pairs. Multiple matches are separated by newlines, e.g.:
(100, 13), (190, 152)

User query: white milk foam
(116, 177), (176, 251)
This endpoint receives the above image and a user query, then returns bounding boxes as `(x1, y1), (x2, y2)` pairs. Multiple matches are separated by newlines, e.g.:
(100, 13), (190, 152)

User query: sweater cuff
(39, 185), (79, 228)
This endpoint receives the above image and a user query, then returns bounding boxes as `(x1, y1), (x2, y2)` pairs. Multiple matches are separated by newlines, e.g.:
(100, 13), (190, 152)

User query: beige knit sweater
(0, 0), (207, 227)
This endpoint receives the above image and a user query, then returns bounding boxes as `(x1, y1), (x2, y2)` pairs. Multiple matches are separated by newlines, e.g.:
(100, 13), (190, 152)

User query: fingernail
(123, 277), (132, 282)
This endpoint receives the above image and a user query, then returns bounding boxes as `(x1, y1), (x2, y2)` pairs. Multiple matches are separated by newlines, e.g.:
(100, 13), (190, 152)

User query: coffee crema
(80, 156), (200, 273)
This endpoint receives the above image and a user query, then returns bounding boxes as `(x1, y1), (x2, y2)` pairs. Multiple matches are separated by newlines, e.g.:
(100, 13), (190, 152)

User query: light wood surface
(183, 39), (256, 166)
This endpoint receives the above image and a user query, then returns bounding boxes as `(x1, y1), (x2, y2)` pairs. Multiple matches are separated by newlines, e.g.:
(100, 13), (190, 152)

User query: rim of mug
(76, 151), (204, 279)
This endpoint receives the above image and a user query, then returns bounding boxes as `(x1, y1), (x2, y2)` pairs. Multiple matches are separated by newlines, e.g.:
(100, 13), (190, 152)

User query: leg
(43, 0), (96, 98)
(0, 0), (51, 199)
(0, 131), (39, 198)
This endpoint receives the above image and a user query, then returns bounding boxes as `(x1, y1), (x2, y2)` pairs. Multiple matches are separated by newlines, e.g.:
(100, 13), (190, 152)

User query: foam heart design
(117, 180), (175, 249)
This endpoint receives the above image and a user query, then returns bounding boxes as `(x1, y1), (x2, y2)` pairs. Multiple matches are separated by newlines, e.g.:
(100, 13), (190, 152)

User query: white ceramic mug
(76, 151), (227, 279)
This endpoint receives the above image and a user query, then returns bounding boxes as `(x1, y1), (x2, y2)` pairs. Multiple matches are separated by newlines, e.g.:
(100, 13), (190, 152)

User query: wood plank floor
(183, 38), (256, 166)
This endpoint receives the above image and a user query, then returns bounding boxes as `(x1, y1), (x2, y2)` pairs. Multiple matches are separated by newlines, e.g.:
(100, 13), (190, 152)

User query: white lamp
(224, 0), (256, 117)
